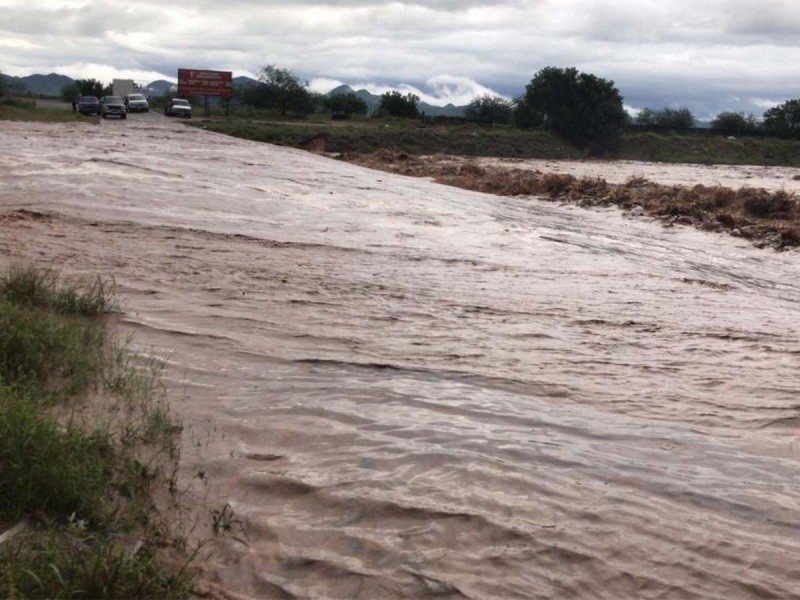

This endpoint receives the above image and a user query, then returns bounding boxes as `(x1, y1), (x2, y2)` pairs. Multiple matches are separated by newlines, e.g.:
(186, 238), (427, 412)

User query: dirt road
(2, 119), (800, 599)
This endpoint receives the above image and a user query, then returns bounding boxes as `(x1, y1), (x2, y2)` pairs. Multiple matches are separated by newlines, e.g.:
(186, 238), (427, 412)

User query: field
(193, 113), (800, 167)
(0, 98), (98, 124)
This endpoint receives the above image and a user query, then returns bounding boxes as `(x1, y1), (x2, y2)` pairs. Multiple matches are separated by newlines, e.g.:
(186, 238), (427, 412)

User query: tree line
(60, 78), (110, 100)
(8, 62), (799, 155)
(236, 64), (800, 154)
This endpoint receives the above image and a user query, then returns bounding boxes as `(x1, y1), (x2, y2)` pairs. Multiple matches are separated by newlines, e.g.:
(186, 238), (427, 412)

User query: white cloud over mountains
(310, 75), (505, 107)
(3, 0), (800, 117)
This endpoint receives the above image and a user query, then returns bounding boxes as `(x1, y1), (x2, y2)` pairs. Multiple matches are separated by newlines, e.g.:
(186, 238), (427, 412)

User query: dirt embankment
(339, 151), (800, 250)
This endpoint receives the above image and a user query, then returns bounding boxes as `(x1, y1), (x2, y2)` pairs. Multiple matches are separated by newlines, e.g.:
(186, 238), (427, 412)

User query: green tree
(0, 70), (5, 97)
(465, 94), (513, 125)
(324, 92), (368, 117)
(635, 107), (694, 128)
(378, 91), (419, 118)
(62, 79), (105, 101)
(711, 111), (759, 131)
(634, 107), (657, 126)
(61, 82), (79, 102)
(517, 67), (627, 154)
(657, 107), (694, 128)
(512, 95), (541, 129)
(762, 99), (800, 137)
(252, 65), (313, 116)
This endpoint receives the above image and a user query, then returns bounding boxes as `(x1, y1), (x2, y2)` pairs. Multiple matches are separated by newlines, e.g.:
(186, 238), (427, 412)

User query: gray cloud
(2, 0), (800, 117)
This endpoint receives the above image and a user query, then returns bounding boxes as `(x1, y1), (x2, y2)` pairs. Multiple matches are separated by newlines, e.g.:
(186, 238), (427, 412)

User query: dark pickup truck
(77, 96), (100, 116)
(101, 96), (127, 119)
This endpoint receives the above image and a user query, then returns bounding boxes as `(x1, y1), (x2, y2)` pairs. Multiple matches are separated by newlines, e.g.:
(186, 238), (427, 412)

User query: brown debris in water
(341, 151), (800, 250)
(0, 209), (52, 227)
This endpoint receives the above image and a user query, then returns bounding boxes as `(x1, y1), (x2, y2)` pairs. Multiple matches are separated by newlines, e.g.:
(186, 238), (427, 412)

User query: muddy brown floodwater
(2, 118), (800, 599)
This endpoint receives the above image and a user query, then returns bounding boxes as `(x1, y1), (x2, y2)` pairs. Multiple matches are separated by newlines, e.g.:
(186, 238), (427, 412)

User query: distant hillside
(2, 73), (74, 97)
(421, 102), (465, 118)
(144, 80), (175, 97)
(327, 84), (466, 117)
(232, 75), (259, 89)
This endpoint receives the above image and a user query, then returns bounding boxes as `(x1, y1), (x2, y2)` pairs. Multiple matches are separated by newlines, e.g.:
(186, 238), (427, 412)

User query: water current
(1, 119), (800, 598)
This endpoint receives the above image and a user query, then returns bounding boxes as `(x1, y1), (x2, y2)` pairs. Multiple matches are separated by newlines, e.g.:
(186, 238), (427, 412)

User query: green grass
(0, 298), (108, 401)
(608, 131), (800, 167)
(0, 269), (116, 402)
(0, 266), (194, 599)
(0, 268), (116, 316)
(193, 115), (800, 167)
(1, 526), (193, 600)
(194, 117), (584, 159)
(0, 98), (98, 124)
(0, 386), (111, 521)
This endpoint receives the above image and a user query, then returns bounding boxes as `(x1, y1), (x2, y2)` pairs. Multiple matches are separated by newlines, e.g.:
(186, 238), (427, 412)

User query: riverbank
(0, 266), (194, 599)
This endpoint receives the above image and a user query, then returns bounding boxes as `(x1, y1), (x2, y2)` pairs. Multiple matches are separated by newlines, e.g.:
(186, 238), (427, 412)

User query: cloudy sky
(2, 0), (800, 118)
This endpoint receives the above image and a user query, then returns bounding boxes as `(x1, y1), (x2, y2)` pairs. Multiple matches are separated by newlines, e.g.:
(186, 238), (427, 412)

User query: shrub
(742, 189), (797, 219)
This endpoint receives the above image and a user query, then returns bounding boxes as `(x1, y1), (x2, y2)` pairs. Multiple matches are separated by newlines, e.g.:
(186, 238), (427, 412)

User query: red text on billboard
(177, 69), (233, 98)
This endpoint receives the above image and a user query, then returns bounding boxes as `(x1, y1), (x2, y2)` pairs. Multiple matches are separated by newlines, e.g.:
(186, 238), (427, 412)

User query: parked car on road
(77, 96), (100, 116)
(165, 98), (192, 118)
(101, 96), (127, 119)
(125, 93), (149, 113)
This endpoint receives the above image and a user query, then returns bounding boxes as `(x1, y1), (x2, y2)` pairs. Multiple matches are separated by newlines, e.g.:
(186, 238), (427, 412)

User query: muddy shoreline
(340, 151), (800, 250)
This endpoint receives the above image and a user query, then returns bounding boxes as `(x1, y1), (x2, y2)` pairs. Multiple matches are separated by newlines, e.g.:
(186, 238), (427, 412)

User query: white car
(165, 98), (192, 118)
(125, 93), (149, 113)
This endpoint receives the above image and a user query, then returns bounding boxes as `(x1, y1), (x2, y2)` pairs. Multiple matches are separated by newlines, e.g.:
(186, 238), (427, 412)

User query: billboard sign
(177, 69), (233, 98)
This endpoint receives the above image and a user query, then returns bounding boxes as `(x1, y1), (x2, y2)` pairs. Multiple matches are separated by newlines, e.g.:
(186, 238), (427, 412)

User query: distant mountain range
(1, 72), (466, 116)
(0, 73), (182, 98)
(326, 84), (466, 117)
(227, 79), (466, 116)
(1, 72), (74, 97)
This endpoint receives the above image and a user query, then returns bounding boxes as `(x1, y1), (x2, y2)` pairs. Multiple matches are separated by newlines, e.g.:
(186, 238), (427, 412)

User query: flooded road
(2, 118), (800, 598)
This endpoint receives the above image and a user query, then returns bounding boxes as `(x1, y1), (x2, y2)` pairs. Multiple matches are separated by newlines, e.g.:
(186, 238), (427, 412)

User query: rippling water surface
(2, 119), (800, 599)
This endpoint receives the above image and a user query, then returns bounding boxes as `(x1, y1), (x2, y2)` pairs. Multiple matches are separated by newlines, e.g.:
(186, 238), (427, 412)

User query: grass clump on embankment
(0, 266), (194, 599)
